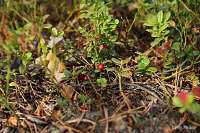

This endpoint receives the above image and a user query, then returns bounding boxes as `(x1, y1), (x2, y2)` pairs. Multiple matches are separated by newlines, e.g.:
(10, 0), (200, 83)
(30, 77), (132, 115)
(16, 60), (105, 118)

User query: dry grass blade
(104, 106), (109, 133)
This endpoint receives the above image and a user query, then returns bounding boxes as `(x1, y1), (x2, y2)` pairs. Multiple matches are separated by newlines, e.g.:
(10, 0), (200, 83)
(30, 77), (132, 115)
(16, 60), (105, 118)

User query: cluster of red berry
(77, 64), (104, 81)
(77, 74), (88, 81)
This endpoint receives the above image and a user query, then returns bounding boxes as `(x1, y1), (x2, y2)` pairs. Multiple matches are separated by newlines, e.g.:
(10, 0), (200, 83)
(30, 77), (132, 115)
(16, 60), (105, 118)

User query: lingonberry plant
(173, 92), (200, 117)
(0, 0), (199, 131)
(78, 1), (119, 65)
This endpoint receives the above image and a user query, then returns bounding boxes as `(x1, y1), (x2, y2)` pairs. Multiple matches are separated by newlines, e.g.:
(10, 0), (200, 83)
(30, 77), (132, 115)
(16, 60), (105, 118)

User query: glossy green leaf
(158, 11), (163, 24)
(171, 42), (181, 50)
(147, 67), (157, 72)
(135, 69), (144, 73)
(22, 23), (33, 31)
(164, 12), (171, 22)
(159, 23), (169, 32)
(43, 14), (50, 21)
(112, 58), (121, 65)
(63, 70), (72, 76)
(193, 50), (199, 56)
(9, 82), (16, 87)
(176, 52), (185, 57)
(27, 35), (35, 41)
(25, 52), (32, 59)
(97, 78), (107, 87)
(121, 56), (131, 65)
(142, 58), (150, 65)
(121, 68), (131, 72)
(152, 33), (161, 37)
(106, 67), (118, 72)
(52, 27), (58, 36)
(173, 97), (184, 107)
(178, 107), (186, 113)
(43, 24), (52, 29)
(187, 94), (194, 104)
(40, 37), (45, 47)
(150, 38), (162, 46)
(120, 72), (131, 78)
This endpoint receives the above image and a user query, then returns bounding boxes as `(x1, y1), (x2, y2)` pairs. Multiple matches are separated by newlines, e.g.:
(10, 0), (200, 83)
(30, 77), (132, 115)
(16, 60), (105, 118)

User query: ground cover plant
(0, 0), (199, 132)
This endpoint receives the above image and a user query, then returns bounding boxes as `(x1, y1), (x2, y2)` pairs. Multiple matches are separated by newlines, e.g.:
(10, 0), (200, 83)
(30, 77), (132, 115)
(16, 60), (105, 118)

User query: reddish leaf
(99, 45), (104, 51)
(20, 36), (26, 44)
(176, 92), (188, 103)
(2, 26), (8, 40)
(186, 24), (191, 29)
(158, 47), (164, 55)
(164, 41), (171, 50)
(95, 35), (101, 38)
(192, 87), (200, 97)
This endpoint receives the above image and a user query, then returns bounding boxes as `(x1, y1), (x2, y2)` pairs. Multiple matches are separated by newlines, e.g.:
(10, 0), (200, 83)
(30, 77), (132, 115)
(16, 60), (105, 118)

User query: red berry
(78, 74), (84, 81)
(176, 92), (188, 103)
(83, 75), (89, 81)
(98, 64), (104, 70)
(95, 35), (101, 38)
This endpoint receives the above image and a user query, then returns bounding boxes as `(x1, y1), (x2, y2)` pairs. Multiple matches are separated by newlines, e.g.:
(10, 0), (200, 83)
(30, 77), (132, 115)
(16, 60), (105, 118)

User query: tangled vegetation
(0, 0), (199, 132)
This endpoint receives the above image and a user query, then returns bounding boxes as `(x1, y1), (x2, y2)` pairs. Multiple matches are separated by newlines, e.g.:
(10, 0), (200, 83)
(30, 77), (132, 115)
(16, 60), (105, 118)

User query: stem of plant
(118, 72), (131, 110)
(161, 70), (172, 112)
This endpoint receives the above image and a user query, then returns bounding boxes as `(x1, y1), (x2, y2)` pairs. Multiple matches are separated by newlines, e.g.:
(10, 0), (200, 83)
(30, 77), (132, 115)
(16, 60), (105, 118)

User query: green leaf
(142, 58), (150, 65)
(150, 38), (162, 46)
(139, 63), (148, 68)
(52, 27), (58, 36)
(163, 30), (170, 36)
(159, 23), (169, 32)
(22, 23), (33, 31)
(121, 68), (131, 72)
(58, 31), (64, 37)
(106, 67), (118, 72)
(187, 94), (194, 104)
(171, 42), (181, 50)
(25, 52), (32, 60)
(112, 58), (121, 65)
(27, 35), (35, 41)
(63, 70), (72, 76)
(176, 52), (185, 58)
(43, 14), (50, 21)
(120, 72), (131, 78)
(108, 35), (117, 42)
(94, 69), (100, 73)
(164, 12), (171, 23)
(135, 69), (144, 73)
(173, 97), (184, 107)
(97, 78), (107, 87)
(158, 11), (163, 24)
(121, 56), (131, 65)
(168, 55), (175, 61)
(192, 50), (199, 56)
(66, 39), (72, 44)
(147, 67), (157, 72)
(40, 37), (45, 46)
(9, 82), (16, 87)
(178, 107), (186, 113)
(0, 75), (5, 80)
(152, 33), (161, 37)
(146, 14), (159, 26)
(43, 24), (52, 29)
(115, 19), (119, 24)
(5, 40), (19, 49)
